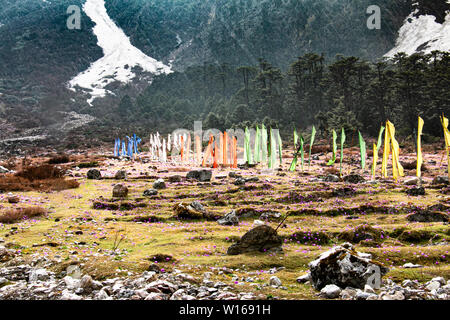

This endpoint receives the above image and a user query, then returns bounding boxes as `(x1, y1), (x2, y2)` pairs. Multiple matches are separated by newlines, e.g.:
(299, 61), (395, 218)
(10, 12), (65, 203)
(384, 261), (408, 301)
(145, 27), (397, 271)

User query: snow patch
(385, 8), (450, 57)
(68, 0), (172, 105)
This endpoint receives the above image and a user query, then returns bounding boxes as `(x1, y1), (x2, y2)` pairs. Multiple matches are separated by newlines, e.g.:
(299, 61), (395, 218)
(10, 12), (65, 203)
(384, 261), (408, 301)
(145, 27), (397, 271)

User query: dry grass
(16, 164), (64, 181)
(47, 154), (70, 164)
(0, 207), (47, 224)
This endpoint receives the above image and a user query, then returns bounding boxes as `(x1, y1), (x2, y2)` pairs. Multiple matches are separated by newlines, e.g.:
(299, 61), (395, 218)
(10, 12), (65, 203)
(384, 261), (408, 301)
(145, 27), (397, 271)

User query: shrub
(16, 164), (64, 181)
(48, 154), (70, 164)
(0, 207), (47, 224)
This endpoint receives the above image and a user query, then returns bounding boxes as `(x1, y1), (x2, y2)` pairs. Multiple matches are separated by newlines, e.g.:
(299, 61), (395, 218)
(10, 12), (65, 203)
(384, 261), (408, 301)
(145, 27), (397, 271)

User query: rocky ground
(0, 145), (449, 300)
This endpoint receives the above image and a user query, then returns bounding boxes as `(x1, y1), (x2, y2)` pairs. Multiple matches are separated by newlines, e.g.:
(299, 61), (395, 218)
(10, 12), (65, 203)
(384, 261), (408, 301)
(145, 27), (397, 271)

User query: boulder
(217, 210), (239, 226)
(143, 189), (158, 197)
(227, 225), (283, 255)
(323, 174), (340, 182)
(114, 170), (127, 180)
(28, 268), (50, 282)
(259, 211), (282, 221)
(186, 170), (212, 182)
(173, 202), (204, 219)
(432, 176), (449, 185)
(233, 178), (246, 185)
(153, 178), (166, 190)
(87, 169), (102, 180)
(405, 186), (425, 196)
(7, 195), (20, 204)
(308, 243), (388, 290)
(112, 184), (128, 198)
(269, 276), (282, 287)
(320, 284), (341, 299)
(343, 174), (365, 184)
(404, 177), (421, 186)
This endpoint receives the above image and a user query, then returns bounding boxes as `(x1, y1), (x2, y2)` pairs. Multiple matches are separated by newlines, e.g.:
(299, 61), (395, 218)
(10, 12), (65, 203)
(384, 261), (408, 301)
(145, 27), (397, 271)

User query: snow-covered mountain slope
(68, 0), (172, 105)
(385, 5), (450, 57)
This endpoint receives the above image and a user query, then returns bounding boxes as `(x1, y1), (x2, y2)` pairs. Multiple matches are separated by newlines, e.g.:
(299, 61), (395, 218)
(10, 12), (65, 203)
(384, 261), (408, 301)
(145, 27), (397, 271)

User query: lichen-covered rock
(143, 189), (158, 197)
(217, 210), (239, 226)
(112, 184), (128, 198)
(227, 225), (283, 255)
(343, 174), (365, 184)
(186, 170), (212, 182)
(87, 169), (102, 180)
(173, 202), (204, 219)
(153, 178), (166, 189)
(308, 243), (388, 290)
(114, 170), (127, 180)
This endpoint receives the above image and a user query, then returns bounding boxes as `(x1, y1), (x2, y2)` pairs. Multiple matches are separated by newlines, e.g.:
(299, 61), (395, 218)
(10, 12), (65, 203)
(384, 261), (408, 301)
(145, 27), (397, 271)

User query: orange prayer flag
(223, 132), (228, 166)
(213, 141), (219, 168)
(219, 133), (223, 165)
(195, 135), (201, 165)
(232, 137), (238, 168)
(202, 135), (214, 167)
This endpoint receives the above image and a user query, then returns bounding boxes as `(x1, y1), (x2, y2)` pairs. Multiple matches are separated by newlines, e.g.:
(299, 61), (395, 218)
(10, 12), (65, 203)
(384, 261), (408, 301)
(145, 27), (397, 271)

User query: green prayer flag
(327, 129), (337, 166)
(254, 125), (261, 163)
(294, 129), (299, 150)
(358, 131), (366, 170)
(277, 130), (283, 166)
(289, 132), (304, 172)
(376, 126), (385, 151)
(261, 124), (268, 163)
(245, 127), (253, 165)
(308, 126), (316, 169)
(340, 128), (346, 177)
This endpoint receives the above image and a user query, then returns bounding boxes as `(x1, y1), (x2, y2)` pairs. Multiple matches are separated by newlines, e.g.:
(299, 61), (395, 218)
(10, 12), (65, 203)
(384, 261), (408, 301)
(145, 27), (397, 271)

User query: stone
(61, 289), (82, 300)
(381, 291), (405, 300)
(404, 177), (421, 186)
(168, 175), (182, 183)
(403, 263), (423, 268)
(173, 202), (204, 219)
(426, 281), (441, 291)
(432, 176), (449, 185)
(227, 225), (283, 255)
(234, 178), (246, 185)
(405, 186), (425, 196)
(153, 178), (166, 189)
(323, 174), (340, 182)
(7, 195), (20, 204)
(0, 245), (15, 262)
(217, 210), (239, 226)
(340, 288), (357, 300)
(364, 284), (376, 293)
(406, 209), (448, 223)
(320, 284), (341, 299)
(29, 268), (49, 282)
(66, 265), (82, 279)
(63, 276), (81, 290)
(87, 169), (102, 180)
(259, 211), (282, 221)
(186, 170), (212, 182)
(114, 170), (127, 180)
(296, 273), (311, 284)
(252, 220), (265, 227)
(431, 277), (445, 285)
(95, 289), (111, 300)
(356, 290), (377, 300)
(343, 174), (365, 184)
(308, 243), (388, 290)
(80, 275), (101, 293)
(145, 280), (178, 294)
(143, 189), (158, 197)
(112, 184), (128, 198)
(269, 276), (282, 287)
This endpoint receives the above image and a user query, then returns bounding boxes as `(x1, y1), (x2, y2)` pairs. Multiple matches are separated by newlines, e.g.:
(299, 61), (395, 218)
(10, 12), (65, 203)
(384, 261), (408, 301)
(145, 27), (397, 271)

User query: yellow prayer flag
(441, 115), (450, 179)
(372, 143), (378, 179)
(381, 123), (390, 178)
(417, 117), (424, 177)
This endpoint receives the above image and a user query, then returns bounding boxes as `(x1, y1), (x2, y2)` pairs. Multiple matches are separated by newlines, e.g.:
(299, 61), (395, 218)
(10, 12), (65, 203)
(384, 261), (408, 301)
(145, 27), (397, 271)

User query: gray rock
(426, 281), (441, 291)
(153, 178), (166, 189)
(114, 170), (127, 180)
(145, 292), (169, 300)
(61, 289), (82, 300)
(381, 291), (405, 300)
(432, 176), (449, 185)
(323, 174), (340, 182)
(227, 225), (283, 255)
(64, 276), (81, 290)
(234, 178), (246, 185)
(112, 184), (128, 198)
(143, 189), (158, 197)
(269, 276), (282, 287)
(29, 268), (50, 282)
(340, 288), (357, 300)
(343, 174), (365, 184)
(217, 210), (239, 226)
(87, 169), (102, 180)
(404, 177), (421, 186)
(66, 265), (82, 279)
(296, 273), (311, 284)
(308, 243), (388, 290)
(186, 170), (212, 182)
(431, 277), (446, 285)
(320, 284), (341, 299)
(403, 263), (423, 268)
